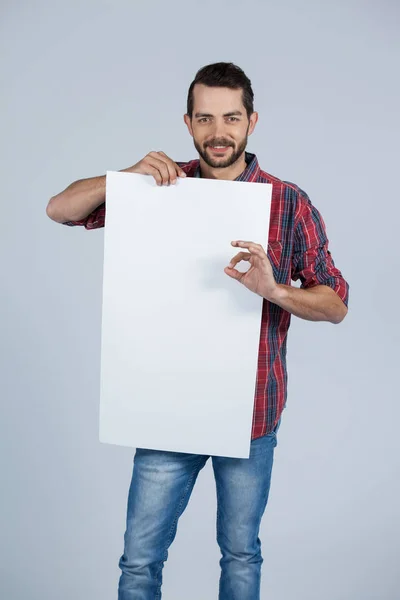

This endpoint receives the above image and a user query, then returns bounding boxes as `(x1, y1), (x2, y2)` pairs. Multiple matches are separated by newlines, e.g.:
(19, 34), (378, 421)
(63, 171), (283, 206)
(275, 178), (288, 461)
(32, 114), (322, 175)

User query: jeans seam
(153, 456), (205, 599)
(216, 480), (223, 598)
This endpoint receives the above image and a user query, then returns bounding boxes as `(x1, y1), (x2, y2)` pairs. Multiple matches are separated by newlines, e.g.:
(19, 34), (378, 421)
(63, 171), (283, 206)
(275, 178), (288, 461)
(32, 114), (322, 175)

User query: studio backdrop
(1, 1), (399, 599)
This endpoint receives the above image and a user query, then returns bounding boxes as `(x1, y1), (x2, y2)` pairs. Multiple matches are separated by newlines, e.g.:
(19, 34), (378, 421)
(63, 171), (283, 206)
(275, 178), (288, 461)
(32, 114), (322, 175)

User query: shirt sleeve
(62, 202), (106, 229)
(291, 191), (349, 307)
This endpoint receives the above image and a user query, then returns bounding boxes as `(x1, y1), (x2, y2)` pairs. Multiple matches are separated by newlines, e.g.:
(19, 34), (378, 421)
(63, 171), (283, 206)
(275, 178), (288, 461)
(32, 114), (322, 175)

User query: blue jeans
(118, 419), (281, 599)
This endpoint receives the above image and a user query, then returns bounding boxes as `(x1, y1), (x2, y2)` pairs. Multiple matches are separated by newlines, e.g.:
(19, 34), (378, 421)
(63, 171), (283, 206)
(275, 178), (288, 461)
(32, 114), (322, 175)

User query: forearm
(46, 174), (107, 223)
(269, 283), (348, 324)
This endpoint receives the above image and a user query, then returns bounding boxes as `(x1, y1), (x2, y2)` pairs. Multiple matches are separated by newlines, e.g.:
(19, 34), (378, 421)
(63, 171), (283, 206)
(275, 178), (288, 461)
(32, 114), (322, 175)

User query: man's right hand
(125, 151), (187, 186)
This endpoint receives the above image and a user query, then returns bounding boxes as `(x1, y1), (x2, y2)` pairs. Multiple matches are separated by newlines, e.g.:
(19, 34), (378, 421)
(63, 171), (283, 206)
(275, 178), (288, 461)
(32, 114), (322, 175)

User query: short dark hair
(187, 62), (254, 119)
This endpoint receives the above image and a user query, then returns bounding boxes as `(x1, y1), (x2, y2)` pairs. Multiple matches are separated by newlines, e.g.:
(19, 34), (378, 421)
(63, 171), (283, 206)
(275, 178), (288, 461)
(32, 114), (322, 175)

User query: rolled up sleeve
(291, 192), (349, 307)
(62, 203), (106, 229)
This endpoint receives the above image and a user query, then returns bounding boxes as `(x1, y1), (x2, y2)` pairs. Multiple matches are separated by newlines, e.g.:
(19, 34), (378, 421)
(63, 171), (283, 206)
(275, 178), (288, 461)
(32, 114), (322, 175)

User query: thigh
(212, 429), (278, 547)
(122, 448), (209, 559)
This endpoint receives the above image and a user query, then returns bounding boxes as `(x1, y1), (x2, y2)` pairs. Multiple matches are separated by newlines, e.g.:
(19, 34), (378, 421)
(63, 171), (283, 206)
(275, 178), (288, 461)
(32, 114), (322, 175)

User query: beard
(193, 126), (249, 169)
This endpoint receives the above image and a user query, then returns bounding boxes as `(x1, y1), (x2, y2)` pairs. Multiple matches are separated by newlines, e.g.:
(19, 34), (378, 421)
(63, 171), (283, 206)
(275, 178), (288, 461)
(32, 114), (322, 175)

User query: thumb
(224, 266), (242, 281)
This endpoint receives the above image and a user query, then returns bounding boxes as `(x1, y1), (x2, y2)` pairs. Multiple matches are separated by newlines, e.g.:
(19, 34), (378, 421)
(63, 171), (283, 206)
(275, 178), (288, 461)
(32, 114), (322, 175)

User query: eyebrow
(194, 110), (243, 118)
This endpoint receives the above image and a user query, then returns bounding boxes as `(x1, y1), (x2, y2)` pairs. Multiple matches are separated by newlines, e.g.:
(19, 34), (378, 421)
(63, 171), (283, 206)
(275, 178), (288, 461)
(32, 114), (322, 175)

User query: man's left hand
(224, 240), (278, 301)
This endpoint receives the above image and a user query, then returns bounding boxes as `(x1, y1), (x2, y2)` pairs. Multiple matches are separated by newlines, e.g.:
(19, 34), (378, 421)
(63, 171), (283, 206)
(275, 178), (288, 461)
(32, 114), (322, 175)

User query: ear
(248, 112), (259, 136)
(183, 114), (194, 137)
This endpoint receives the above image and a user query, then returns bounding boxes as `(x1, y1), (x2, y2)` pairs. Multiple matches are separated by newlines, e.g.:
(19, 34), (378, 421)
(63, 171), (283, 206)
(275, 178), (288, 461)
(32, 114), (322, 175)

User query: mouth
(207, 145), (232, 154)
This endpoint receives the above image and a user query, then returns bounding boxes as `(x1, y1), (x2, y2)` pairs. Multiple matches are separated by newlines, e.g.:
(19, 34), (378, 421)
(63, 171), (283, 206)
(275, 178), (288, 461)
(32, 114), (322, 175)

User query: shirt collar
(193, 152), (261, 182)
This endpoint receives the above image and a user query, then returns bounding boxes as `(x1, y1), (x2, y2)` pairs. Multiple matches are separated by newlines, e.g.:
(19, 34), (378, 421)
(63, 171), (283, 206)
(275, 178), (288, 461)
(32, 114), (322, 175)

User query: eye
(227, 117), (239, 122)
(198, 117), (210, 123)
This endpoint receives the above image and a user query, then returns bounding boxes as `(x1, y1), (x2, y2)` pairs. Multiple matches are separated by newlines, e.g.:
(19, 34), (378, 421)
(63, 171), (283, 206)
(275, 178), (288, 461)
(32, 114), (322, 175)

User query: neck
(199, 152), (247, 181)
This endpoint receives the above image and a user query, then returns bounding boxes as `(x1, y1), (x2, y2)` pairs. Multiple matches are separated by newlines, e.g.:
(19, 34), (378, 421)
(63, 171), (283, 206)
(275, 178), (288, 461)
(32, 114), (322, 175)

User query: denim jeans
(118, 418), (281, 600)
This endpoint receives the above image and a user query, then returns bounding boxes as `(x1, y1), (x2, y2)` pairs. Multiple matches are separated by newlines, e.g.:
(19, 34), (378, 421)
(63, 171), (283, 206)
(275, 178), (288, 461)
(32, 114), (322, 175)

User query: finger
(154, 152), (177, 184)
(231, 241), (265, 256)
(157, 151), (187, 182)
(231, 240), (264, 250)
(227, 251), (251, 268)
(141, 164), (163, 186)
(146, 156), (170, 185)
(224, 266), (244, 281)
(147, 153), (170, 185)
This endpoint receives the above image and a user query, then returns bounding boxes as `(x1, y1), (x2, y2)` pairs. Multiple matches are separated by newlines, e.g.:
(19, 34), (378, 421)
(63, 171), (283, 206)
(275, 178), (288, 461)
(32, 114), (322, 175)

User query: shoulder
(257, 167), (314, 226)
(259, 167), (309, 200)
(260, 165), (310, 197)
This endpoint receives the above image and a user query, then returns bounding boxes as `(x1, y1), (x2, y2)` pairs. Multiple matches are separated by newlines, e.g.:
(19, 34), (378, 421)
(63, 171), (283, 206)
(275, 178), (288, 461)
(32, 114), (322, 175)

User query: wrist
(267, 283), (289, 304)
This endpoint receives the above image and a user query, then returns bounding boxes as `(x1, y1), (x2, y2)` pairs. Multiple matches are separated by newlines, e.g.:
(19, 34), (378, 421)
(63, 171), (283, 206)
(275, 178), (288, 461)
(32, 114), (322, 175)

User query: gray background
(1, 0), (399, 598)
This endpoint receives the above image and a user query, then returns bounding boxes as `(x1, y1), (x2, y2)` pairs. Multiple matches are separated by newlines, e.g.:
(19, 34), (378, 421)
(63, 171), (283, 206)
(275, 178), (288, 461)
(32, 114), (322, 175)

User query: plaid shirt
(64, 152), (349, 439)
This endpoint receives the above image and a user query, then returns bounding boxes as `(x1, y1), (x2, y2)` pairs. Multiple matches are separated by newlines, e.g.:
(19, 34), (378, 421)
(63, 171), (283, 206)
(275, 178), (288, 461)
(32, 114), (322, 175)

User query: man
(46, 62), (349, 600)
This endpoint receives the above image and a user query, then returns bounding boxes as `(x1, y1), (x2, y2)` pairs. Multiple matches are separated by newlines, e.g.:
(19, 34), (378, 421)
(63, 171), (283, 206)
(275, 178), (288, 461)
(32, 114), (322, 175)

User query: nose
(210, 118), (229, 142)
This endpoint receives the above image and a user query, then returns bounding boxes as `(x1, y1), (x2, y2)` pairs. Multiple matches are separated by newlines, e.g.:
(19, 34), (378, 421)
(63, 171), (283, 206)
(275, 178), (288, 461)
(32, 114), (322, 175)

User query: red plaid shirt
(64, 152), (349, 439)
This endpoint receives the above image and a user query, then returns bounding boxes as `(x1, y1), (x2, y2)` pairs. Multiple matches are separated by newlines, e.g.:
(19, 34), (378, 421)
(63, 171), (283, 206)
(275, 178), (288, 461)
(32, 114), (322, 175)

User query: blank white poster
(99, 171), (272, 458)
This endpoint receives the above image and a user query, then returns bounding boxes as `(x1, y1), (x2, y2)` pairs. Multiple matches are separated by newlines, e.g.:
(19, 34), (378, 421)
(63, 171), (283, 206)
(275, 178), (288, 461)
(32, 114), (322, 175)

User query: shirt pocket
(267, 240), (283, 270)
(267, 239), (284, 283)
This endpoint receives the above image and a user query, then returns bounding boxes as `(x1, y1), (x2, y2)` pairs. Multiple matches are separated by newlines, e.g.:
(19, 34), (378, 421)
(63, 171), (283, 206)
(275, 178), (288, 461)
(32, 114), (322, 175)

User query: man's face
(184, 84), (257, 169)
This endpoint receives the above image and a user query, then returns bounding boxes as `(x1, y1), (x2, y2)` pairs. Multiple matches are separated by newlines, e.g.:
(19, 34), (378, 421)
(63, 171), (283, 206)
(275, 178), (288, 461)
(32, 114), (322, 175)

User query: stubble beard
(193, 129), (249, 169)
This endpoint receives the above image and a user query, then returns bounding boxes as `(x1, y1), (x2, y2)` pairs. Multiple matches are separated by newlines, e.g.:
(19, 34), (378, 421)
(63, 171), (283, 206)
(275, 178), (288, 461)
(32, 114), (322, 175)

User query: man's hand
(224, 240), (278, 301)
(125, 151), (187, 186)
(225, 240), (348, 323)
